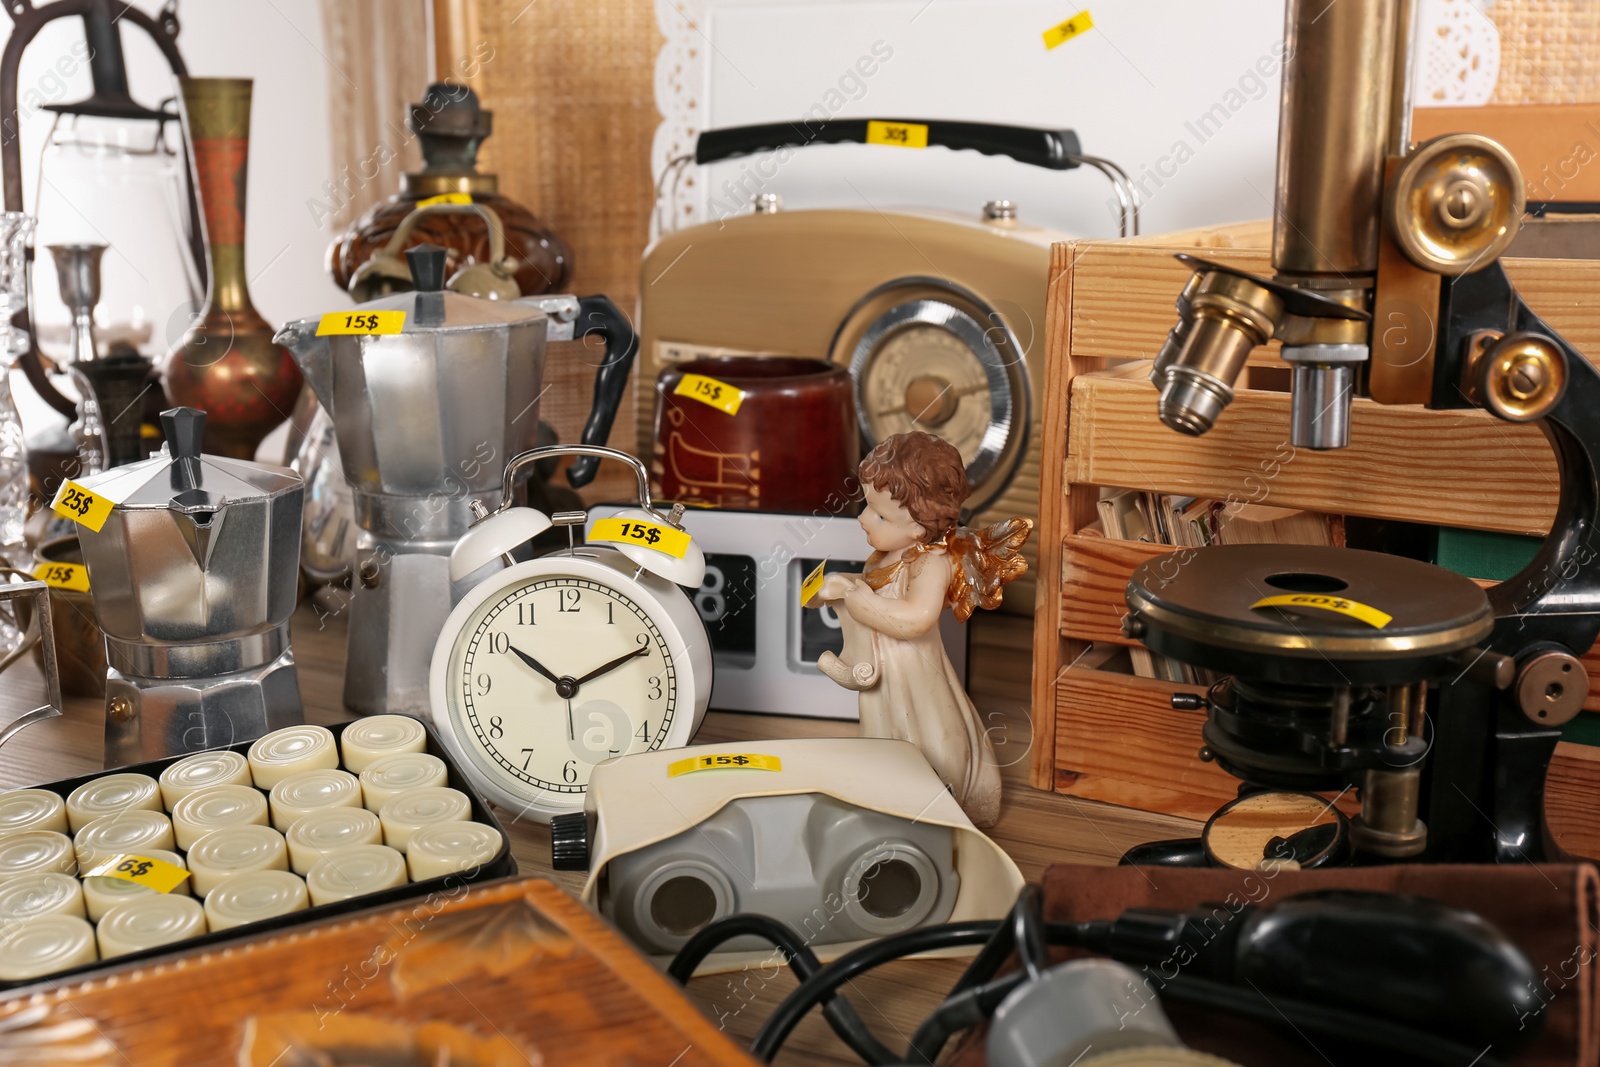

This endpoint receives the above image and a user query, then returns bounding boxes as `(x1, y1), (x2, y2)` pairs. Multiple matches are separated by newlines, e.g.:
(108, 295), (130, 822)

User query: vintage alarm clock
(429, 446), (713, 822)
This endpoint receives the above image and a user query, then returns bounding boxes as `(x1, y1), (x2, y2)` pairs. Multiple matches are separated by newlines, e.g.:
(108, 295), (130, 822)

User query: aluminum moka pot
(274, 244), (636, 716)
(76, 407), (305, 766)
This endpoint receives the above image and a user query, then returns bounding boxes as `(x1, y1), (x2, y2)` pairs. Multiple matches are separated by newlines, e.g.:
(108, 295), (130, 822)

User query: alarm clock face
(432, 552), (706, 819)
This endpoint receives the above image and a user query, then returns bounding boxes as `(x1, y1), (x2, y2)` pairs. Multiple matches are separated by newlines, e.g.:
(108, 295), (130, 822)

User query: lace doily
(652, 0), (710, 239)
(1414, 0), (1501, 107)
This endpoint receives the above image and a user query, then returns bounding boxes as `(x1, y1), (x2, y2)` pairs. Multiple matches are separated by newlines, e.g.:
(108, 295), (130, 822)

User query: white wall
(670, 0), (1289, 240)
(6, 0), (345, 343)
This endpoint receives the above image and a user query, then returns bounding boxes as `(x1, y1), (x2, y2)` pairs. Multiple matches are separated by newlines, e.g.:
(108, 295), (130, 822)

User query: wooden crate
(1028, 220), (1600, 859)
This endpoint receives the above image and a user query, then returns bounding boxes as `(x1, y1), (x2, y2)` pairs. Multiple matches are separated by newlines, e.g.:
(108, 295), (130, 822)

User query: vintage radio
(639, 119), (1138, 611)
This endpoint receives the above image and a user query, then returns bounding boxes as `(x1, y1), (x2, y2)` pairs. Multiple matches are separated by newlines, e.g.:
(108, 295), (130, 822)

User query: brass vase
(163, 77), (302, 459)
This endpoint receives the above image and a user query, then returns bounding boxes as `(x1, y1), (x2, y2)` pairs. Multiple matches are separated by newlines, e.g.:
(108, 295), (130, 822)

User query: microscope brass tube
(1156, 271), (1282, 436)
(1386, 682), (1414, 746)
(1386, 0), (1417, 157)
(1352, 767), (1426, 858)
(1273, 0), (1398, 279)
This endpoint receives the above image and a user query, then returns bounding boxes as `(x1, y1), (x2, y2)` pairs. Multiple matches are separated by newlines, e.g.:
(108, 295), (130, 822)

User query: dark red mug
(652, 357), (859, 514)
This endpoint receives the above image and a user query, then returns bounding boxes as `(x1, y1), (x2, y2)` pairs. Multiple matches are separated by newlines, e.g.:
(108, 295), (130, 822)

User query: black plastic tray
(0, 719), (518, 991)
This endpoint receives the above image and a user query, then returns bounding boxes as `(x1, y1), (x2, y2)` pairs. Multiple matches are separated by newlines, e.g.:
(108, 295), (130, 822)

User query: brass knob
(1515, 650), (1588, 726)
(358, 558), (383, 589)
(1388, 133), (1525, 275)
(1476, 332), (1567, 423)
(108, 695), (135, 723)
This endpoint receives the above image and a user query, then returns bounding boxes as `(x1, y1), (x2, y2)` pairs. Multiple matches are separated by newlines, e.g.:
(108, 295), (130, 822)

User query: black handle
(566, 295), (639, 488)
(695, 119), (1082, 171)
(406, 243), (449, 292)
(161, 406), (205, 490)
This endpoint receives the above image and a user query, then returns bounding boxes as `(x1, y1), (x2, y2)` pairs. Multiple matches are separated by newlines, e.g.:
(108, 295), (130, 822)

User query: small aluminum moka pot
(75, 407), (306, 766)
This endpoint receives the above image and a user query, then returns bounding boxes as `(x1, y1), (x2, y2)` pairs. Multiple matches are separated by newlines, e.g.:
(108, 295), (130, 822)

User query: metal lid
(78, 408), (300, 512)
(354, 244), (540, 331)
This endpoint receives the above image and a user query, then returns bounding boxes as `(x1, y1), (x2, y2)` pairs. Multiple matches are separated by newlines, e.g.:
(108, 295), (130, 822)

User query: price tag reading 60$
(589, 517), (692, 559)
(673, 373), (745, 416)
(51, 479), (115, 533)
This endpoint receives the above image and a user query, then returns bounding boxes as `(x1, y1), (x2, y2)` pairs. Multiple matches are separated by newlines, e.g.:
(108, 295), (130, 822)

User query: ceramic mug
(652, 357), (859, 514)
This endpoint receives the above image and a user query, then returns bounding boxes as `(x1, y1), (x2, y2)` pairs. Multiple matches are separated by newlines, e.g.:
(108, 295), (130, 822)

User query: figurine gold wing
(944, 516), (1034, 621)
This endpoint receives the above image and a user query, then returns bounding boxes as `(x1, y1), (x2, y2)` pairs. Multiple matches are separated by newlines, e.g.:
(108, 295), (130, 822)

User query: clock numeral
(558, 588), (580, 613)
(635, 720), (650, 745)
(647, 676), (662, 700)
(476, 673), (492, 695)
(635, 632), (649, 648)
(487, 632), (510, 654)
(489, 715), (504, 739)
(563, 759), (578, 784)
(517, 602), (536, 625)
(607, 601), (614, 625)
(520, 747), (535, 770)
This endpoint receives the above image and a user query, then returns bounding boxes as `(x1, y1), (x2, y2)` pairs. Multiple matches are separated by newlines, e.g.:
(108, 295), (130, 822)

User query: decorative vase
(163, 77), (302, 459)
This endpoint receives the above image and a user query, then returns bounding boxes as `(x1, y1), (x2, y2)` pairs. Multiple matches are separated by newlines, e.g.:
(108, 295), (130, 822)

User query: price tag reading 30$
(866, 120), (929, 149)
(316, 310), (407, 336)
(669, 752), (782, 778)
(83, 853), (191, 894)
(50, 479), (115, 533)
(673, 373), (745, 416)
(589, 517), (692, 559)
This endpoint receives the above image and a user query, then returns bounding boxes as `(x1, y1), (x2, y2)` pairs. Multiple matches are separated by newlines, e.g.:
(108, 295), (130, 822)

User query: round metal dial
(431, 549), (710, 821)
(848, 298), (1025, 514)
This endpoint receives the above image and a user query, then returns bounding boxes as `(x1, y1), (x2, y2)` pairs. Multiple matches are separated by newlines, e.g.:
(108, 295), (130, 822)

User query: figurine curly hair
(857, 431), (968, 543)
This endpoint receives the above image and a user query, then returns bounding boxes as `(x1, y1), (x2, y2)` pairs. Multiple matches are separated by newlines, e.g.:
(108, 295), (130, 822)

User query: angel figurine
(809, 431), (1032, 828)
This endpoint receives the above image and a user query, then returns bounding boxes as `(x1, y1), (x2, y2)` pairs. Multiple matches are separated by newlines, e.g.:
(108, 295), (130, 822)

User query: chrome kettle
(75, 407), (305, 766)
(274, 244), (636, 716)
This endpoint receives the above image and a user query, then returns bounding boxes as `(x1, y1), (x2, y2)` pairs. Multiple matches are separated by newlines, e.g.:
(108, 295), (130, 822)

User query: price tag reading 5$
(1251, 593), (1392, 629)
(1042, 10), (1095, 50)
(83, 853), (191, 894)
(33, 561), (89, 593)
(51, 479), (115, 533)
(801, 559), (829, 606)
(673, 373), (745, 416)
(316, 310), (407, 336)
(669, 752), (783, 778)
(589, 517), (692, 559)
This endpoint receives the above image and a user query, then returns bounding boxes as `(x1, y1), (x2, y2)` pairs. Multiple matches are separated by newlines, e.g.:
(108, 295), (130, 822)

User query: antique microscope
(1125, 0), (1594, 867)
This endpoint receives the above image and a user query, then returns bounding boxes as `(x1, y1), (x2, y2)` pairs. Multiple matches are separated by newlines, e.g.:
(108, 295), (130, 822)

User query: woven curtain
(317, 0), (432, 234)
(1488, 0), (1600, 104)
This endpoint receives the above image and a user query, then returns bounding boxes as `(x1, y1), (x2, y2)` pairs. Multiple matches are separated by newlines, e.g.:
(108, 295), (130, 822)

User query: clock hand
(507, 644), (562, 687)
(574, 645), (651, 685)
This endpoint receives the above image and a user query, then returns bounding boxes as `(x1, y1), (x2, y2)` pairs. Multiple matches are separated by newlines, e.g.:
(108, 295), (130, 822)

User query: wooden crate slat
(1054, 666), (1600, 858)
(1066, 374), (1558, 534)
(1059, 534), (1600, 713)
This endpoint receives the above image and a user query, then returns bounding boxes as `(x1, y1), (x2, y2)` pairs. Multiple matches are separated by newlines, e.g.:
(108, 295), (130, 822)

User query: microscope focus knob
(1515, 650), (1588, 727)
(550, 812), (590, 871)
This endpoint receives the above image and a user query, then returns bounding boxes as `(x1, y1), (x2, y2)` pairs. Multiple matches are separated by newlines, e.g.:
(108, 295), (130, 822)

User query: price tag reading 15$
(33, 561), (89, 593)
(316, 310), (407, 336)
(50, 479), (115, 533)
(83, 853), (191, 894)
(588, 517), (692, 559)
(669, 753), (782, 778)
(673, 373), (745, 416)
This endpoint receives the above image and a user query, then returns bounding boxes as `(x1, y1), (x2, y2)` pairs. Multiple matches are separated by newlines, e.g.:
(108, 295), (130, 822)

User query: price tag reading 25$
(673, 373), (745, 416)
(316, 310), (407, 336)
(589, 517), (692, 559)
(50, 479), (115, 533)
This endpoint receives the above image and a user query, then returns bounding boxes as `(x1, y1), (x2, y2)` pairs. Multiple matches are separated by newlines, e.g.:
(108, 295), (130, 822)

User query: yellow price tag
(801, 559), (828, 606)
(416, 192), (473, 208)
(50, 479), (115, 533)
(589, 517), (692, 560)
(673, 373), (745, 416)
(1042, 9), (1095, 49)
(316, 310), (407, 337)
(1250, 593), (1392, 629)
(865, 120), (929, 149)
(669, 752), (783, 778)
(83, 853), (191, 894)
(32, 561), (89, 593)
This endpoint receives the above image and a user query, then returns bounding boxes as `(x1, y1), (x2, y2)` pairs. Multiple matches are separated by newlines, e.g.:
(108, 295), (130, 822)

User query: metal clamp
(0, 574), (62, 752)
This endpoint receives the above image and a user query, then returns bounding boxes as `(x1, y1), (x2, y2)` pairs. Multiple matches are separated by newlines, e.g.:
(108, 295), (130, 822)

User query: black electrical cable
(903, 969), (1028, 1065)
(1157, 973), (1511, 1067)
(749, 922), (1000, 1062)
(666, 913), (899, 1066)
(1010, 884), (1048, 983)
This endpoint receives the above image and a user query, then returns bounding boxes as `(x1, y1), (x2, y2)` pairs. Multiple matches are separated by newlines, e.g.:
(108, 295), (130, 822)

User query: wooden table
(0, 602), (1196, 1066)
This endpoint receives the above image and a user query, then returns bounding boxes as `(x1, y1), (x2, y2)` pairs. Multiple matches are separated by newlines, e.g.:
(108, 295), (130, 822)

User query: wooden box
(1028, 219), (1600, 858)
